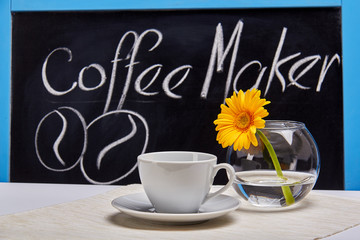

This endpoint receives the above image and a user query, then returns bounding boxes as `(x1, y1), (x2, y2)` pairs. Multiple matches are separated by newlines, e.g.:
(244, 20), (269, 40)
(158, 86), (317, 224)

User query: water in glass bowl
(233, 170), (316, 207)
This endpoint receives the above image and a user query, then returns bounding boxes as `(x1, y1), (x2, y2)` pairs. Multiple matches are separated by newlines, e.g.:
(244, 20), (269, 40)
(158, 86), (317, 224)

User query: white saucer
(111, 192), (240, 224)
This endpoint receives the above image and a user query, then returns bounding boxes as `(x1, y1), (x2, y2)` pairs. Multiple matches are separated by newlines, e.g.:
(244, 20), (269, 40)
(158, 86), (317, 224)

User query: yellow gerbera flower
(214, 89), (270, 151)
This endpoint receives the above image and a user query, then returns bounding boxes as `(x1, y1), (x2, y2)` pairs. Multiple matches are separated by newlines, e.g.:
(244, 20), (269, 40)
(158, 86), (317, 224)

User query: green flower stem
(257, 130), (295, 206)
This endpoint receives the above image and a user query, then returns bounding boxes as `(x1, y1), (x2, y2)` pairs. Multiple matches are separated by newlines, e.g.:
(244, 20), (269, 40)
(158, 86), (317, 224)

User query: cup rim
(264, 120), (305, 130)
(138, 151), (217, 164)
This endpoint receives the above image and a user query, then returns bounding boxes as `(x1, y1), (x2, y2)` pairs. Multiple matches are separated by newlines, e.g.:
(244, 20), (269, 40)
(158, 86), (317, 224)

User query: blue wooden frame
(1, 0), (359, 190)
(9, 0), (342, 10)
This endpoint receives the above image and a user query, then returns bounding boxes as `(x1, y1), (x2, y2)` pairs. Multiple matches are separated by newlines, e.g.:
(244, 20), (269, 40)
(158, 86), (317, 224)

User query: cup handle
(202, 163), (235, 204)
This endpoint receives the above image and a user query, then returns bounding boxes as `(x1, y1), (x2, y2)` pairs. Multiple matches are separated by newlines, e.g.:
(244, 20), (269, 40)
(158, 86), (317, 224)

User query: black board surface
(11, 8), (343, 189)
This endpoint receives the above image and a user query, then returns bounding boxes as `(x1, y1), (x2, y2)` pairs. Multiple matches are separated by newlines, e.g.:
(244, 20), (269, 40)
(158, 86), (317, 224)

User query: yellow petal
(243, 133), (251, 149)
(220, 104), (235, 115)
(218, 128), (237, 143)
(249, 125), (257, 134)
(254, 107), (269, 118)
(225, 97), (237, 112)
(253, 117), (265, 128)
(226, 132), (239, 146)
(238, 90), (245, 109)
(214, 118), (234, 125)
(249, 132), (258, 146)
(218, 113), (235, 120)
(234, 133), (245, 151)
(215, 124), (234, 131)
(239, 133), (247, 148)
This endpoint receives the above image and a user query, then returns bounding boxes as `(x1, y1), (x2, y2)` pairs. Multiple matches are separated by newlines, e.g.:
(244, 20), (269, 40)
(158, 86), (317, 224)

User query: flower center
(235, 112), (251, 130)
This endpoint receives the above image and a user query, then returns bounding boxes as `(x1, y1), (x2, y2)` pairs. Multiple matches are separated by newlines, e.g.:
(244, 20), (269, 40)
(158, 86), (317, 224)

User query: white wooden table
(0, 182), (359, 240)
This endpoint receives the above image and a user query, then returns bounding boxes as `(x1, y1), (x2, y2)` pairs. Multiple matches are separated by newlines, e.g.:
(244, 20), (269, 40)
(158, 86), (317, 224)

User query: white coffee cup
(137, 151), (235, 213)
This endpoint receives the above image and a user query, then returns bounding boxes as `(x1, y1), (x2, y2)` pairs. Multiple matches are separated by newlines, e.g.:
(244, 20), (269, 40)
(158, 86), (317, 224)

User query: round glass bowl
(227, 120), (320, 208)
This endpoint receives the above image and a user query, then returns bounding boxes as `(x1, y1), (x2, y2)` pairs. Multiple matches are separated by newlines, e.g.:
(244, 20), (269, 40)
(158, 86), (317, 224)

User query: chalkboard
(11, 8), (343, 189)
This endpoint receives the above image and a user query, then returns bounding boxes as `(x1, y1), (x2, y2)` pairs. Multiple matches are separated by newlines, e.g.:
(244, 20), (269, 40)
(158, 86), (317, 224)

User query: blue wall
(342, 0), (360, 190)
(0, 0), (11, 182)
(2, 0), (360, 189)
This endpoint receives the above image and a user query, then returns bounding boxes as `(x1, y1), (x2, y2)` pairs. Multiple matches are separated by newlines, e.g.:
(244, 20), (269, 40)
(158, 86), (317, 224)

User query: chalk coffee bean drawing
(81, 110), (149, 184)
(35, 107), (87, 173)
(35, 108), (149, 184)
